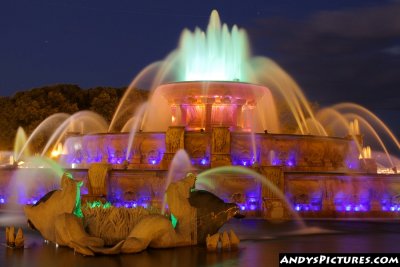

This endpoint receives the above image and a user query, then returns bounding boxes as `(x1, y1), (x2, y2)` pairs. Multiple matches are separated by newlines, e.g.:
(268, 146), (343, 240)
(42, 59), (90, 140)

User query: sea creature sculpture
(24, 172), (241, 255)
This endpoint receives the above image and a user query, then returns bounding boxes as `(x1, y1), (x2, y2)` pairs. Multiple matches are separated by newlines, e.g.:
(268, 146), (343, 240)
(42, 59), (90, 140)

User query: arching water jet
(197, 166), (306, 228)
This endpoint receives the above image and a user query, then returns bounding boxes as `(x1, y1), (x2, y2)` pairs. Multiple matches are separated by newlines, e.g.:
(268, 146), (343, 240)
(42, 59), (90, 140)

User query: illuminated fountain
(1, 10), (399, 220)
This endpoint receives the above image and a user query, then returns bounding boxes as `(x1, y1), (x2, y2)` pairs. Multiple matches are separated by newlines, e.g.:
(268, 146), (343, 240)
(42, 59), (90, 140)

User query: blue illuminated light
(247, 197), (258, 211)
(285, 153), (296, 167)
(334, 202), (371, 212)
(294, 203), (322, 212)
(272, 158), (281, 166)
(148, 157), (159, 165)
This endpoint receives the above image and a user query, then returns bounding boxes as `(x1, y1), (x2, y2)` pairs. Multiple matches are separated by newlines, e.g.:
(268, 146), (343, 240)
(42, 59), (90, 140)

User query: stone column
(204, 98), (215, 132)
(234, 99), (246, 129)
(179, 104), (187, 126)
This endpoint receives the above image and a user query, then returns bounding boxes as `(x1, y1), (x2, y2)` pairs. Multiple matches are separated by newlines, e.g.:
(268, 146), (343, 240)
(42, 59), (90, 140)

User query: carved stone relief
(165, 126), (185, 153)
(211, 127), (230, 154)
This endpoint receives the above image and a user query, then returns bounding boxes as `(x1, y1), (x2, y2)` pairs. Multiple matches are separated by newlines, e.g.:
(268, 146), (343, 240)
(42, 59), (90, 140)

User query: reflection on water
(2, 217), (400, 267)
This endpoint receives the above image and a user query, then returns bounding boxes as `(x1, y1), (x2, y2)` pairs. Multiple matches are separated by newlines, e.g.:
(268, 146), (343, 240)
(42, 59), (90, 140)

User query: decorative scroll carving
(165, 126), (185, 153)
(87, 163), (111, 196)
(211, 127), (230, 154)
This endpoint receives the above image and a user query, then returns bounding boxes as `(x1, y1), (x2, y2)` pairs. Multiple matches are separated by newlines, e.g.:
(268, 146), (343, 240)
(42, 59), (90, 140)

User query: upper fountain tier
(152, 81), (277, 132)
(157, 81), (268, 105)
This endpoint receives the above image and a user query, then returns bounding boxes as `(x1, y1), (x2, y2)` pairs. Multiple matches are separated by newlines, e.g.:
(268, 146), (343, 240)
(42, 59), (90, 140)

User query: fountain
(0, 10), (399, 223)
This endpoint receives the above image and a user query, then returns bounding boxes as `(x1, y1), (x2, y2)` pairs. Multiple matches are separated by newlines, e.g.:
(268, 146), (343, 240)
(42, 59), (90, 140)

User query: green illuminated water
(176, 10), (250, 82)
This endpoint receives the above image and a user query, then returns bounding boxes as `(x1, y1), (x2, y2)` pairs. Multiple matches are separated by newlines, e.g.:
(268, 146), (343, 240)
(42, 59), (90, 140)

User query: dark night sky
(1, 0), (399, 136)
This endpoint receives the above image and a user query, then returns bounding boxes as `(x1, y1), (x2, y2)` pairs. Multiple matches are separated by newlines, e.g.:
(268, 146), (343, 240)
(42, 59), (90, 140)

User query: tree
(0, 84), (149, 153)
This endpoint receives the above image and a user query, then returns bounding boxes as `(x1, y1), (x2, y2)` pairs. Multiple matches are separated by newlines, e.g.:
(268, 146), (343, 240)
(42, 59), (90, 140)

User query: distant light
(240, 205), (246, 211)
(345, 205), (352, 212)
(51, 150), (60, 158)
(0, 198), (5, 204)
(295, 205), (301, 211)
(200, 158), (208, 165)
(150, 159), (157, 165)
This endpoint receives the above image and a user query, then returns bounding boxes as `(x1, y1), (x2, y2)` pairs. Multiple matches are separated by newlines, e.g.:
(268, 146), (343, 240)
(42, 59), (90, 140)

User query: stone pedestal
(259, 167), (287, 219)
(85, 163), (111, 202)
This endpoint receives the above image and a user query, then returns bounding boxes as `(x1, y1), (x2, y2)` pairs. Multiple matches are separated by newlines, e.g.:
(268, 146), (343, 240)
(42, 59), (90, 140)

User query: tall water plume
(176, 10), (251, 82)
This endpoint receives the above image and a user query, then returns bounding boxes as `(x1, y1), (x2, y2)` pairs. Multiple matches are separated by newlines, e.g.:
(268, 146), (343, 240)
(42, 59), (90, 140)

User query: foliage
(0, 84), (148, 152)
